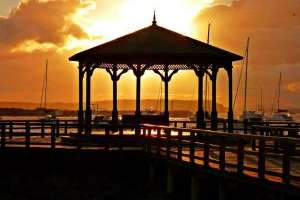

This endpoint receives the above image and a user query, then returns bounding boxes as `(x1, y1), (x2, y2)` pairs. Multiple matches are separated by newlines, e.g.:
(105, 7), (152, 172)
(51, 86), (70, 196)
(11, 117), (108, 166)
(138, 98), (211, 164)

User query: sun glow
(68, 0), (214, 50)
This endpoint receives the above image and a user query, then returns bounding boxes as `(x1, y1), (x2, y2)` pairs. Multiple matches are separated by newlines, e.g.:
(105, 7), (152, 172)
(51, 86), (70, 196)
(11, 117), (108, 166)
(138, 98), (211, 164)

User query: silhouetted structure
(69, 15), (242, 134)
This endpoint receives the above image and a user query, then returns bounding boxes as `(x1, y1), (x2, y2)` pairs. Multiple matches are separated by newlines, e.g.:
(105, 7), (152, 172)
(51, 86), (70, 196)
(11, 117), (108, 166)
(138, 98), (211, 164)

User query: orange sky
(0, 0), (299, 112)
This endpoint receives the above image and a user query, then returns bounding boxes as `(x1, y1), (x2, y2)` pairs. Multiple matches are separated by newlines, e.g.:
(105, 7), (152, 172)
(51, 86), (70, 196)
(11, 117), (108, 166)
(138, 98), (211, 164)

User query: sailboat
(239, 38), (264, 122)
(269, 73), (294, 121)
(38, 60), (56, 120)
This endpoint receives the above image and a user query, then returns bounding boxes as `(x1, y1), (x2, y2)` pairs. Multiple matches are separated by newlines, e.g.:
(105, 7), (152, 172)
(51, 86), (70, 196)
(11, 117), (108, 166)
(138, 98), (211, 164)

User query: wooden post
(56, 120), (60, 137)
(64, 121), (68, 134)
(258, 139), (265, 179)
(211, 68), (218, 130)
(177, 130), (182, 161)
(25, 121), (30, 149)
(166, 129), (171, 158)
(85, 65), (92, 135)
(282, 141), (291, 184)
(237, 138), (244, 174)
(219, 137), (225, 172)
(204, 134), (210, 167)
(78, 63), (84, 135)
(1, 123), (6, 149)
(157, 128), (161, 155)
(147, 128), (152, 153)
(196, 72), (204, 129)
(9, 121), (13, 139)
(119, 126), (123, 151)
(227, 66), (234, 133)
(135, 66), (141, 127)
(41, 120), (45, 138)
(164, 69), (169, 121)
(51, 123), (56, 150)
(190, 131), (195, 163)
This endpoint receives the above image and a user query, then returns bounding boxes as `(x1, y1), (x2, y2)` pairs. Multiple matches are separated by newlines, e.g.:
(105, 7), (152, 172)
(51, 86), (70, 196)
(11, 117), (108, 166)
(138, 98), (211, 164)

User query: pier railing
(141, 124), (300, 187)
(0, 119), (300, 188)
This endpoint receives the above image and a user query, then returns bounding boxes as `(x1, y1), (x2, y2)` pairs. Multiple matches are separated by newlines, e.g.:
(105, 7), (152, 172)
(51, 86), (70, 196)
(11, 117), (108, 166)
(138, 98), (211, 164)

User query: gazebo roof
(69, 20), (242, 67)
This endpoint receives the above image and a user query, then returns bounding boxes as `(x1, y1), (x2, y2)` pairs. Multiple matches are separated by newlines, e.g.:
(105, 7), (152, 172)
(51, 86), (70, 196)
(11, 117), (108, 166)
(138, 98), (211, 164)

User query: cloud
(0, 0), (89, 50)
(195, 0), (300, 66)
(194, 0), (300, 109)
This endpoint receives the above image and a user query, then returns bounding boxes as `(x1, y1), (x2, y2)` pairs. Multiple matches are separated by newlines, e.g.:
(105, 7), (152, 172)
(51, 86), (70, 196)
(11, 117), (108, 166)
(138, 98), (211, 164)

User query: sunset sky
(0, 0), (299, 112)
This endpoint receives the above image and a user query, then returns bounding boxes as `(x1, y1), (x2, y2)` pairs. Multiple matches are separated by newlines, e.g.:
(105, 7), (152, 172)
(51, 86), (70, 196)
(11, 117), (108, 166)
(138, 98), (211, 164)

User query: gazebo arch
(69, 15), (243, 134)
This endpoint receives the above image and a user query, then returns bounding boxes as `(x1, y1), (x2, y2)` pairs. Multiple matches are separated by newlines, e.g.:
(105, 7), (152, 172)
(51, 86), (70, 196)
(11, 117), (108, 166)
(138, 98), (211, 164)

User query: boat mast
(277, 72), (282, 111)
(243, 37), (250, 112)
(44, 59), (48, 109)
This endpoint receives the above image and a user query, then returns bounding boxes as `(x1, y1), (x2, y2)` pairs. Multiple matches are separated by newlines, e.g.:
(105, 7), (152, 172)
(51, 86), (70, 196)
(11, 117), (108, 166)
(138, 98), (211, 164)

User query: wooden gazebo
(69, 15), (242, 134)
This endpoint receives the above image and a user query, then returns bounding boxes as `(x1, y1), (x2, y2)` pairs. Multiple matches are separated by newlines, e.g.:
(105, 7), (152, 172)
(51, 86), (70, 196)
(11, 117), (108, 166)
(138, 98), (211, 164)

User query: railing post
(142, 127), (147, 151)
(190, 131), (195, 163)
(41, 120), (45, 138)
(9, 121), (13, 139)
(282, 140), (291, 184)
(183, 122), (187, 128)
(177, 130), (182, 161)
(51, 123), (56, 150)
(1, 123), (6, 149)
(64, 121), (68, 134)
(258, 139), (265, 179)
(223, 121), (227, 132)
(204, 134), (209, 168)
(237, 138), (244, 175)
(25, 121), (30, 149)
(251, 126), (256, 150)
(56, 120), (60, 137)
(119, 126), (123, 151)
(219, 137), (225, 172)
(166, 129), (171, 159)
(157, 128), (161, 155)
(147, 128), (152, 153)
(243, 120), (248, 134)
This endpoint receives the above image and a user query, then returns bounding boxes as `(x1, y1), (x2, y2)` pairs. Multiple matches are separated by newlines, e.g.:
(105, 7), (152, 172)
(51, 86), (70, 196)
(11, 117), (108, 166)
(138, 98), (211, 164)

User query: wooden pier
(0, 119), (300, 199)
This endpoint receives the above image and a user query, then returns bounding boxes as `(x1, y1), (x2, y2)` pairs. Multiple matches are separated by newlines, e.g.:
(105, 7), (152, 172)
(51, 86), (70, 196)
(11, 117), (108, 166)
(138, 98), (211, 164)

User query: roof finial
(152, 10), (157, 25)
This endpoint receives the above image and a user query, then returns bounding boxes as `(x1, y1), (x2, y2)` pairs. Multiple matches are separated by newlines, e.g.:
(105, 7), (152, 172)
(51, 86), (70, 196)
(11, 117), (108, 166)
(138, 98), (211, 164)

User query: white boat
(270, 109), (293, 121)
(239, 111), (264, 122)
(269, 73), (294, 122)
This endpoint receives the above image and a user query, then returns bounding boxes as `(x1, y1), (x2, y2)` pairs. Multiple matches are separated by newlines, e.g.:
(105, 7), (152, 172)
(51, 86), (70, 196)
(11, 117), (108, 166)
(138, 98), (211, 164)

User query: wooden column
(78, 63), (84, 135)
(112, 67), (118, 124)
(164, 69), (169, 120)
(106, 67), (128, 124)
(211, 67), (218, 130)
(153, 68), (178, 123)
(193, 66), (205, 129)
(197, 72), (205, 129)
(227, 66), (234, 132)
(85, 65), (92, 135)
(136, 70), (141, 124)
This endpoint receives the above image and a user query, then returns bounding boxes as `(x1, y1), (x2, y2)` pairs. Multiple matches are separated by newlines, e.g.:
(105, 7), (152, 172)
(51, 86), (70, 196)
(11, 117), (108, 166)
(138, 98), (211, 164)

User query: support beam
(227, 66), (234, 132)
(78, 63), (84, 135)
(211, 67), (218, 130)
(85, 65), (92, 135)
